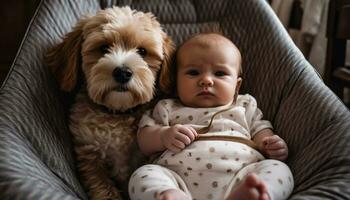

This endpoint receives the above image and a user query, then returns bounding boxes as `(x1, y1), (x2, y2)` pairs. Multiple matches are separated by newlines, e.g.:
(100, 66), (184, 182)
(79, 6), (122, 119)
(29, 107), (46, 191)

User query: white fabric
(129, 152), (294, 200)
(139, 94), (273, 139)
(130, 95), (294, 199)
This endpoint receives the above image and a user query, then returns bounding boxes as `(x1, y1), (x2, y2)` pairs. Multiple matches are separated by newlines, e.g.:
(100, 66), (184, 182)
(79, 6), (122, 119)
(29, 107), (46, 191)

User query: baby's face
(176, 36), (242, 108)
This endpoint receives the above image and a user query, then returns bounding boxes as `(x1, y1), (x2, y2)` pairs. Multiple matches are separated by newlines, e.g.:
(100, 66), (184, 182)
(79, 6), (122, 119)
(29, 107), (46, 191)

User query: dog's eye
(136, 47), (147, 57)
(100, 45), (110, 55)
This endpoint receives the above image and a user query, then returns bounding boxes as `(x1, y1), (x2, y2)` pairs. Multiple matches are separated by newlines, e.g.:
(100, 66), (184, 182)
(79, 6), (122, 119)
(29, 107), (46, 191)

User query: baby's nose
(199, 76), (214, 86)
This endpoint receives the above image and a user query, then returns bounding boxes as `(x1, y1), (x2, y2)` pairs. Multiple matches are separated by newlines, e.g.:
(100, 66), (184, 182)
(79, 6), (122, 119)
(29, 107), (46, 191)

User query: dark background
(0, 0), (41, 85)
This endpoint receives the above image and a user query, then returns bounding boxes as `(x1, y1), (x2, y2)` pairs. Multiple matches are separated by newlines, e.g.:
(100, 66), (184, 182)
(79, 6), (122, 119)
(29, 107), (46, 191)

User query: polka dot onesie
(129, 94), (294, 200)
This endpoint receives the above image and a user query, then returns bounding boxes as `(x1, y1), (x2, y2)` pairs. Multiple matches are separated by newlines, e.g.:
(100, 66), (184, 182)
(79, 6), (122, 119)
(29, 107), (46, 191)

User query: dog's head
(47, 6), (174, 111)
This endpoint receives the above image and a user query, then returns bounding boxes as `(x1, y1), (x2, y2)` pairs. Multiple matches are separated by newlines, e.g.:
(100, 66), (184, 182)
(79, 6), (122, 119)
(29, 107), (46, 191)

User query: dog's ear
(158, 32), (175, 94)
(46, 18), (88, 92)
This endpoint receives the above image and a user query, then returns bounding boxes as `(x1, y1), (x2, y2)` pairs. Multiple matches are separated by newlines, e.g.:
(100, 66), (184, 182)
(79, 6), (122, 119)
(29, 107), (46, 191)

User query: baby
(128, 33), (294, 200)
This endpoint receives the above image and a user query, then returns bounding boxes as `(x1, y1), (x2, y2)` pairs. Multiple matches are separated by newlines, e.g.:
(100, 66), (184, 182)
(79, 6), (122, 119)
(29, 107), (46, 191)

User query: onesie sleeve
(138, 99), (171, 128)
(243, 95), (273, 137)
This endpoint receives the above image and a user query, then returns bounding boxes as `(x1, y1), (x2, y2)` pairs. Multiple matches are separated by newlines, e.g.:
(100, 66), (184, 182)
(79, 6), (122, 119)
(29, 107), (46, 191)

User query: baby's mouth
(197, 91), (214, 96)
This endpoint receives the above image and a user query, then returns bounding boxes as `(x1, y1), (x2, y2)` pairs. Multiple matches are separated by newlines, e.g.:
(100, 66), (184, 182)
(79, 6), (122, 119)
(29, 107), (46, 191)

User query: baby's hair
(176, 32), (242, 75)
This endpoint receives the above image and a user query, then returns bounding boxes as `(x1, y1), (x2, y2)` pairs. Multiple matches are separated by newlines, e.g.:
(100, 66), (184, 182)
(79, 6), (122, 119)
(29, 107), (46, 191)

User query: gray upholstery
(0, 0), (349, 199)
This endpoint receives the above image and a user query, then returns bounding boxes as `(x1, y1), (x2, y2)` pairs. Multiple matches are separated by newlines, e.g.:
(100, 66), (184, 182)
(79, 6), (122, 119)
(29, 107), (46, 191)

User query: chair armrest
(0, 0), (100, 199)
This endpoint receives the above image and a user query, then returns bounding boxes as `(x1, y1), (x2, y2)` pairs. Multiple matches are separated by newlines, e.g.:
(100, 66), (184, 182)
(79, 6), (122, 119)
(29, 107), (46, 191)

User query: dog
(46, 6), (174, 200)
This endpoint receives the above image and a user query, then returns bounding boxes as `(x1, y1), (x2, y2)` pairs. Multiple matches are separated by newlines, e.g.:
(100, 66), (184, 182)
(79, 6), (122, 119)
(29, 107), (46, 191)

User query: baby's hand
(261, 135), (288, 161)
(161, 124), (198, 153)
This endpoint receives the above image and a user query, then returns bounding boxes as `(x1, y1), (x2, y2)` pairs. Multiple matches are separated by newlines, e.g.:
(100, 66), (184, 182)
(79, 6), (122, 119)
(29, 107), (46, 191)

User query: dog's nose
(112, 67), (133, 84)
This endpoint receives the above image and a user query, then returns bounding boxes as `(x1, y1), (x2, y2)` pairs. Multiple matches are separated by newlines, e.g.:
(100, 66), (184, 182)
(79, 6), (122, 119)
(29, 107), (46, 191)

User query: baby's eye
(187, 69), (199, 76)
(215, 71), (226, 76)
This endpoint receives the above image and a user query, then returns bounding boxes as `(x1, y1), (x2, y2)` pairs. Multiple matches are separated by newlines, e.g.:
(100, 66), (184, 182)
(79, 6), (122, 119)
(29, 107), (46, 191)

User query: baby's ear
(234, 77), (243, 103)
(236, 77), (242, 92)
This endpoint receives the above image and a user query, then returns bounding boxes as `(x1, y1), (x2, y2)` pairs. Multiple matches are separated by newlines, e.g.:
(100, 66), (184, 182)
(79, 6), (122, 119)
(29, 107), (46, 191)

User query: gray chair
(1, 0), (350, 199)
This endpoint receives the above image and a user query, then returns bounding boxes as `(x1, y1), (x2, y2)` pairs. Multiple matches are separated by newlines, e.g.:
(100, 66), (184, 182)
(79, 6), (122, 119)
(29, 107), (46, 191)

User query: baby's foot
(158, 189), (190, 200)
(225, 173), (270, 200)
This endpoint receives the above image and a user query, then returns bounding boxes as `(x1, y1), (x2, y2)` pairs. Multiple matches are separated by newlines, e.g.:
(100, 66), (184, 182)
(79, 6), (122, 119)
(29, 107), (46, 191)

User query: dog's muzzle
(113, 67), (133, 84)
(112, 67), (133, 92)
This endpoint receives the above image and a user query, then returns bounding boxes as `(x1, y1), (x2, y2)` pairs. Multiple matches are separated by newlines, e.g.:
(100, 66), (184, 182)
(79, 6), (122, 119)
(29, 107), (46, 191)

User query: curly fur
(46, 6), (174, 199)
